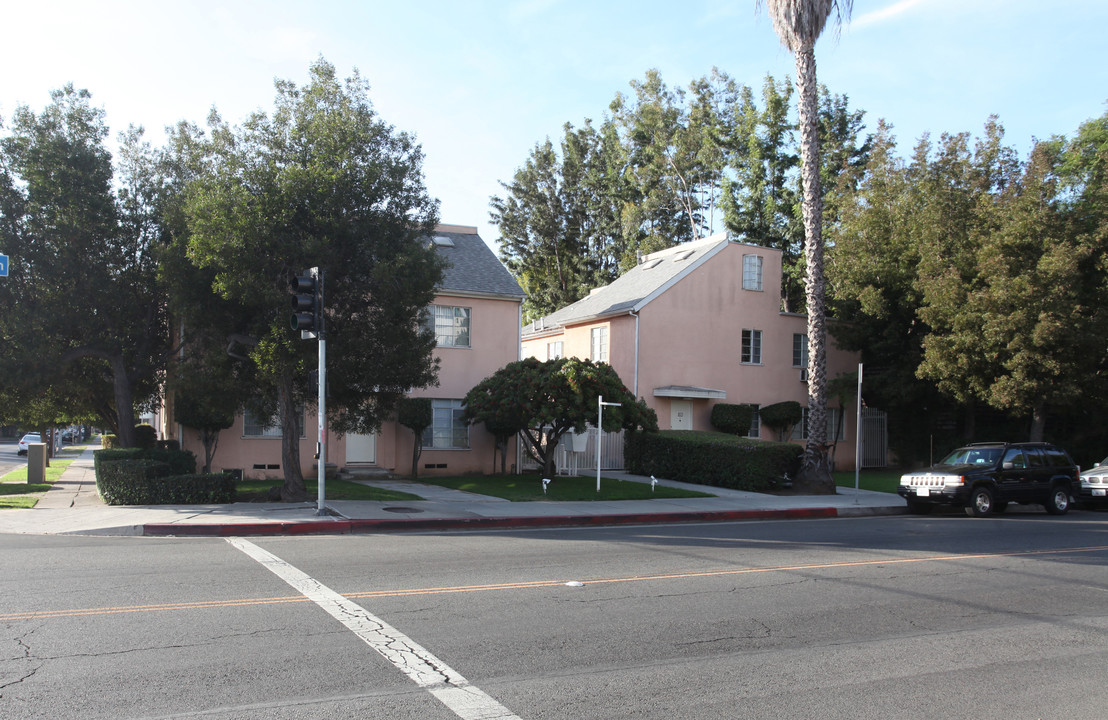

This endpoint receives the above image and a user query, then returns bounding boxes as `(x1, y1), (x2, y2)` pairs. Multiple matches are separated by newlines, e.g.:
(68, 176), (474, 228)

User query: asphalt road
(3, 513), (1108, 719)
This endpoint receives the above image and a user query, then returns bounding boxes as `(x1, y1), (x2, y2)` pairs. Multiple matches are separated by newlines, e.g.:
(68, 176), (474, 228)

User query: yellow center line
(5, 544), (1106, 621)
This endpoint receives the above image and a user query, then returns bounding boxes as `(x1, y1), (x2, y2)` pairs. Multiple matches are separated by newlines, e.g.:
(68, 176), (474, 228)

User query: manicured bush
(101, 434), (119, 449)
(134, 424), (158, 449)
(758, 401), (803, 441)
(625, 430), (801, 491)
(710, 403), (755, 436)
(97, 459), (235, 505)
(95, 447), (197, 477)
(156, 439), (181, 451)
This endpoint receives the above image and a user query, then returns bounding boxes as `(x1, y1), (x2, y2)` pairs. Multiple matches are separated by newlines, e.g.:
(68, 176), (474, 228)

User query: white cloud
(852, 0), (930, 29)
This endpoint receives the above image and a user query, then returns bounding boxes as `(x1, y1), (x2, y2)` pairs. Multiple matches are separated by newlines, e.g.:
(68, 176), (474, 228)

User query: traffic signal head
(289, 268), (322, 338)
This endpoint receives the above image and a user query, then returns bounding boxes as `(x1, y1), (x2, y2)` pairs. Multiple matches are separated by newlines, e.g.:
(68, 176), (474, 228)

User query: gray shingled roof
(432, 229), (524, 299)
(528, 233), (730, 332)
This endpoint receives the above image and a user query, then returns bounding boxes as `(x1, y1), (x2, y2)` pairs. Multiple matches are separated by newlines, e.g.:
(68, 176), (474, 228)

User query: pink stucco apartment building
(521, 232), (868, 471)
(169, 224), (525, 480)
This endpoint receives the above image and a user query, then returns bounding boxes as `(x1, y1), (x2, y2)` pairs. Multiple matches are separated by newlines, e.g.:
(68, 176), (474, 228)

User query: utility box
(27, 443), (47, 485)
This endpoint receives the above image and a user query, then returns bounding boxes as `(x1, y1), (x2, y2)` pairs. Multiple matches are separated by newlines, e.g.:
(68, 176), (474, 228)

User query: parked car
(17, 433), (41, 456)
(1078, 456), (1108, 508)
(898, 442), (1079, 517)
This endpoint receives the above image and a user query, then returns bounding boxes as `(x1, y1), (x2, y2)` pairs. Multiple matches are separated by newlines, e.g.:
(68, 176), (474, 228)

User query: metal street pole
(597, 395), (621, 492)
(855, 362), (863, 493)
(317, 335), (327, 515)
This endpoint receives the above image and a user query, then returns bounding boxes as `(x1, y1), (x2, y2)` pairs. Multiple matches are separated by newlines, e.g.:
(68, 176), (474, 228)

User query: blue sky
(3, 1), (1106, 248)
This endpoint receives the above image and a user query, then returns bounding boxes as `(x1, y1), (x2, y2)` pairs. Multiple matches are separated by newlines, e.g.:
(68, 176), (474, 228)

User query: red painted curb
(141, 507), (842, 537)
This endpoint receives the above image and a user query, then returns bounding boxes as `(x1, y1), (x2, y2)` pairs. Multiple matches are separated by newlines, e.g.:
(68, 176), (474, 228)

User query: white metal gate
(861, 408), (888, 468)
(521, 427), (625, 473)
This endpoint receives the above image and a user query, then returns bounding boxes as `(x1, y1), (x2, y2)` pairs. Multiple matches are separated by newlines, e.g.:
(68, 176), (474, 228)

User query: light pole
(597, 396), (620, 492)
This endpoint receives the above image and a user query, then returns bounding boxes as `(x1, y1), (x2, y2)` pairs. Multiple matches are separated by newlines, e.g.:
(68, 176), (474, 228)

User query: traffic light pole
(316, 334), (327, 516)
(290, 266), (327, 516)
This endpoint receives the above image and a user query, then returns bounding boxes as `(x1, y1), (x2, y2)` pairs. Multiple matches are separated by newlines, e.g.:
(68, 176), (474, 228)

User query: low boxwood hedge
(94, 447), (197, 477)
(96, 458), (235, 505)
(625, 430), (801, 491)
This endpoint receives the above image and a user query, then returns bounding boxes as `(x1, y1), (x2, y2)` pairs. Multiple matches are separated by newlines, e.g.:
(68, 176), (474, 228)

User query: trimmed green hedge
(96, 458), (235, 505)
(710, 403), (755, 435)
(94, 447), (197, 476)
(625, 430), (801, 491)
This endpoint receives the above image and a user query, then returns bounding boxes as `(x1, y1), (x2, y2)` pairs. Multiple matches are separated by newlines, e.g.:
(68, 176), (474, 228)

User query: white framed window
(791, 407), (847, 441)
(547, 341), (563, 360)
(591, 326), (608, 362)
(422, 399), (469, 449)
(741, 329), (762, 365)
(742, 254), (763, 291)
(793, 333), (808, 368)
(747, 405), (761, 439)
(243, 408), (303, 438)
(426, 305), (471, 348)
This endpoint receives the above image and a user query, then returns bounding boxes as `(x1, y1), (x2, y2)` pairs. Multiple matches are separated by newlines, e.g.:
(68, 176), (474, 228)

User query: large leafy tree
(492, 119), (629, 321)
(760, 0), (853, 493)
(462, 357), (658, 478)
(0, 86), (168, 447)
(181, 59), (444, 501)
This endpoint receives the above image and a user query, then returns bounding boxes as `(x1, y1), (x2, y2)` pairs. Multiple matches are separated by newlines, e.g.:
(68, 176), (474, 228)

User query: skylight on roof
(642, 258), (663, 269)
(432, 235), (455, 247)
(675, 250), (694, 261)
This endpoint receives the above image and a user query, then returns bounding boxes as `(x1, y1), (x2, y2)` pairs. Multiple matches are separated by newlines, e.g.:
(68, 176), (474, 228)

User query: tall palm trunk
(794, 44), (832, 490)
(762, 0), (852, 493)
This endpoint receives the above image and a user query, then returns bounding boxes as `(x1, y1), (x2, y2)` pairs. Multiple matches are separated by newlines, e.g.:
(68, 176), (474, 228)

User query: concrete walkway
(0, 446), (905, 537)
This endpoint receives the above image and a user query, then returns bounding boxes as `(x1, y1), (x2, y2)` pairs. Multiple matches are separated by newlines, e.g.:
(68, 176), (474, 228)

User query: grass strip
(414, 473), (714, 502)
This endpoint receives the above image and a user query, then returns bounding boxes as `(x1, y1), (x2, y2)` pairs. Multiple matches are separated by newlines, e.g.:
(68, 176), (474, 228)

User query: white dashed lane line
(227, 537), (522, 720)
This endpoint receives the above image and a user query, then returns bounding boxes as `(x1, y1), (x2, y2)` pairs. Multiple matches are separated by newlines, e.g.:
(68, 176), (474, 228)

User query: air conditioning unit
(799, 368), (809, 382)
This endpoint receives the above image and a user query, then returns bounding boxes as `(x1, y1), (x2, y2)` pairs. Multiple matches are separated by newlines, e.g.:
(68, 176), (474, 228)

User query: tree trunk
(411, 434), (423, 479)
(278, 375), (308, 501)
(111, 356), (138, 448)
(1029, 402), (1046, 442)
(793, 43), (835, 494)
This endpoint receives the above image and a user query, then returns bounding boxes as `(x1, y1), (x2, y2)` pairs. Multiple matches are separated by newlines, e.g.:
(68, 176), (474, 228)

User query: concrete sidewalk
(0, 446), (905, 537)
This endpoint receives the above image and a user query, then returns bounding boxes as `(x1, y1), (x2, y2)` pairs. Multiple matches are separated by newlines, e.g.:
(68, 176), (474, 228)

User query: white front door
(670, 400), (693, 431)
(346, 432), (377, 464)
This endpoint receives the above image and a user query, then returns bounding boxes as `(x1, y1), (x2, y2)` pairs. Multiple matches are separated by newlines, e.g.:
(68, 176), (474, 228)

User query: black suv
(898, 442), (1079, 517)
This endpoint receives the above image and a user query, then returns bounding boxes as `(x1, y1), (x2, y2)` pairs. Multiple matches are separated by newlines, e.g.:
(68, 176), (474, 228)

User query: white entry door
(670, 400), (693, 431)
(346, 432), (377, 464)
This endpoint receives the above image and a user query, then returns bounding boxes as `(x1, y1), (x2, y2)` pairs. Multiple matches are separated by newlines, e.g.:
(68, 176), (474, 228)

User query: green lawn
(414, 474), (714, 502)
(235, 477), (423, 502)
(834, 469), (902, 494)
(0, 453), (80, 508)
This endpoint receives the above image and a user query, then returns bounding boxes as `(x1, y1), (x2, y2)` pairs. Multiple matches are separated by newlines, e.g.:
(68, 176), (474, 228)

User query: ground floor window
(791, 407), (847, 442)
(422, 399), (469, 449)
(747, 405), (761, 439)
(243, 408), (303, 438)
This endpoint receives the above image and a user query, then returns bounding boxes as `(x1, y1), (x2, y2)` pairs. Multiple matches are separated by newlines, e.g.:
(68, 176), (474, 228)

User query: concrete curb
(141, 505), (905, 537)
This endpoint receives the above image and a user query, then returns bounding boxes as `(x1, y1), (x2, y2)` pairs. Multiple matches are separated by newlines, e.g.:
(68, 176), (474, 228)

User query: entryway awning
(652, 385), (726, 400)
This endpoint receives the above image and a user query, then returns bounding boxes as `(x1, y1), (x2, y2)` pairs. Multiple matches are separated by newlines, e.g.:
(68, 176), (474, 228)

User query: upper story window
(426, 305), (471, 348)
(742, 254), (763, 291)
(547, 341), (563, 360)
(591, 326), (608, 362)
(793, 333), (808, 368)
(741, 329), (762, 365)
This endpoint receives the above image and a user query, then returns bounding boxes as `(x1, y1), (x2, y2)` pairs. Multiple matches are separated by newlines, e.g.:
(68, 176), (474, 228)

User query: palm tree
(761, 0), (853, 493)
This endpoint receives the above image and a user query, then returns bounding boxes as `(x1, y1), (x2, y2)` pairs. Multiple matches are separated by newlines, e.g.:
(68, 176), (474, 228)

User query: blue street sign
(0, 254), (8, 277)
